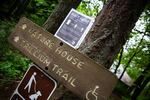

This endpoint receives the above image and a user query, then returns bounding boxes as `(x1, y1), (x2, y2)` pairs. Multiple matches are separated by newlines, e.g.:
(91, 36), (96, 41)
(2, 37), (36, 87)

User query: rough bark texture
(43, 0), (148, 99)
(43, 1), (82, 100)
(79, 0), (148, 69)
(43, 0), (82, 34)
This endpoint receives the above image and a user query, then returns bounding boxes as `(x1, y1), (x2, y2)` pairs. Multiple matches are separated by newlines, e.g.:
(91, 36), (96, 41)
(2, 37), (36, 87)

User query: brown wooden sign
(8, 17), (117, 100)
(11, 64), (57, 100)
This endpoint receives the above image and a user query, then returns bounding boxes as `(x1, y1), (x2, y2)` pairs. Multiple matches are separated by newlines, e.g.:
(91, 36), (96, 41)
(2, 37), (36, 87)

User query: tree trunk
(79, 0), (148, 69)
(119, 33), (145, 80)
(43, 0), (82, 34)
(43, 0), (148, 99)
(43, 1), (82, 99)
(131, 76), (150, 100)
(114, 47), (123, 74)
(14, 0), (31, 16)
(131, 63), (150, 100)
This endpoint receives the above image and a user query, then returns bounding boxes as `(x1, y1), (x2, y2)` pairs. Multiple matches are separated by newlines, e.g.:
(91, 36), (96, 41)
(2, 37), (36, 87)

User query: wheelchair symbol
(86, 85), (99, 100)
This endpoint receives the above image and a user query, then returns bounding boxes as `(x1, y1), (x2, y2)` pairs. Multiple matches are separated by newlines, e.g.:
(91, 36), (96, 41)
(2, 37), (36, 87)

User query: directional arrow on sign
(8, 17), (117, 100)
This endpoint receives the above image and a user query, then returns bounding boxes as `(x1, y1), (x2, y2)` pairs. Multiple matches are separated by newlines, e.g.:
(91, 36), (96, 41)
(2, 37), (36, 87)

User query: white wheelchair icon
(86, 85), (99, 100)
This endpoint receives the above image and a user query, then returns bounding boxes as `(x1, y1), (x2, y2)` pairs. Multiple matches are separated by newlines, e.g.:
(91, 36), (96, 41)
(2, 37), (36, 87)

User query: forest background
(0, 0), (150, 100)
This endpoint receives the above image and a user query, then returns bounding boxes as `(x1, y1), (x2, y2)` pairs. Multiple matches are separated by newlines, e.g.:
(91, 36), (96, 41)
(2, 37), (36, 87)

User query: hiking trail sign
(8, 17), (117, 100)
(10, 64), (57, 100)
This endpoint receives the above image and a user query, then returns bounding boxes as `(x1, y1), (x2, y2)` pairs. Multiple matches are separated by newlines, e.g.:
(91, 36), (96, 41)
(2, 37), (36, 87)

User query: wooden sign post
(8, 17), (117, 100)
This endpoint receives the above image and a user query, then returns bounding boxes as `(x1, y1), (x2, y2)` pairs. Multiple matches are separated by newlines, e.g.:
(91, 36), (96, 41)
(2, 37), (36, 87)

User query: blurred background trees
(0, 0), (149, 100)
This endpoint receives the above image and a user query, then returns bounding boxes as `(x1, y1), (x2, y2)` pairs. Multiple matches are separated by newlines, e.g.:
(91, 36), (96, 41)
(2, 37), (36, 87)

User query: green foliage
(123, 34), (150, 80)
(114, 81), (130, 97)
(0, 0), (58, 88)
(0, 0), (58, 90)
(77, 0), (103, 17)
(0, 0), (149, 99)
(0, 19), (30, 87)
(113, 5), (150, 99)
(26, 0), (58, 25)
(138, 82), (150, 100)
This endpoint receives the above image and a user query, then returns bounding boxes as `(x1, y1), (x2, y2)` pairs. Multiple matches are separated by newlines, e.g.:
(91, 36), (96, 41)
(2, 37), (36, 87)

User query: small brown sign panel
(10, 64), (57, 100)
(8, 17), (118, 100)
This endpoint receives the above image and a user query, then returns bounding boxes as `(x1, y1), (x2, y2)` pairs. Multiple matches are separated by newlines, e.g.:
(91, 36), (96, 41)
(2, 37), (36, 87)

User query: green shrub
(0, 19), (31, 88)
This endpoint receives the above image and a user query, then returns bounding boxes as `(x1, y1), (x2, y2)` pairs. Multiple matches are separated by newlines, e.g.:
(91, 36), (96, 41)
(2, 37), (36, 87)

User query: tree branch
(114, 47), (124, 74)
(119, 34), (145, 80)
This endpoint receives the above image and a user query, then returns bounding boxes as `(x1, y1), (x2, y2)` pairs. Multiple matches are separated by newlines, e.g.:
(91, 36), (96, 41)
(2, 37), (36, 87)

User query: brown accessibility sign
(8, 17), (118, 100)
(11, 64), (57, 100)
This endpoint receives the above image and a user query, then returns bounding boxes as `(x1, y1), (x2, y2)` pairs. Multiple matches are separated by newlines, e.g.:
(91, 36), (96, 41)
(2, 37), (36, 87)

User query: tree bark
(79, 0), (148, 69)
(43, 1), (82, 99)
(114, 47), (123, 74)
(131, 63), (150, 100)
(43, 0), (148, 99)
(43, 0), (82, 34)
(119, 33), (145, 80)
(131, 76), (150, 100)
